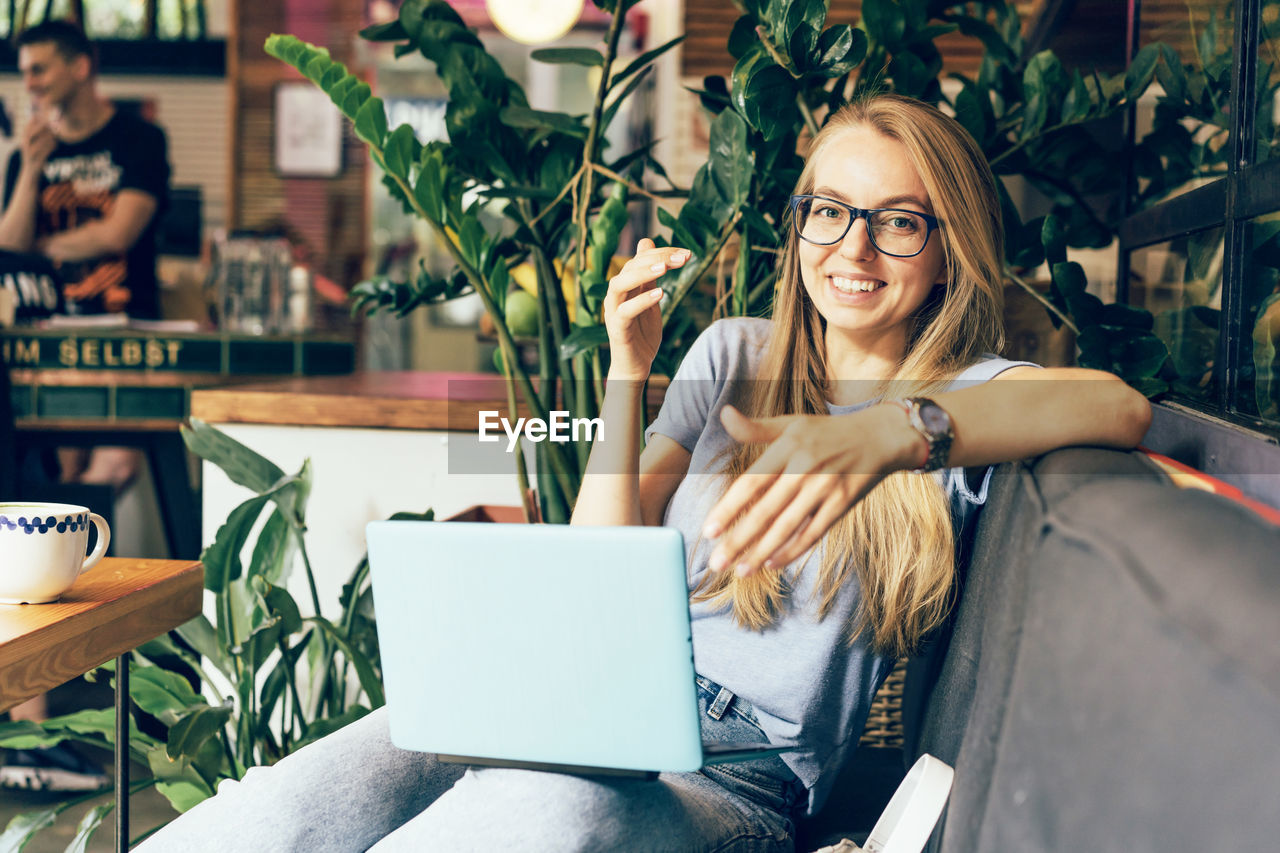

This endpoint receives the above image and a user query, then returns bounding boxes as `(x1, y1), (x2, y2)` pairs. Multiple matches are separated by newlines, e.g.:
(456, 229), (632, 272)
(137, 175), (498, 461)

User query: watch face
(918, 402), (951, 433)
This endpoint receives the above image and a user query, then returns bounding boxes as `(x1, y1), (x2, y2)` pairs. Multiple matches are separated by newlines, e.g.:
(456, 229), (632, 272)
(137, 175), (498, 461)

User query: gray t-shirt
(646, 317), (1036, 814)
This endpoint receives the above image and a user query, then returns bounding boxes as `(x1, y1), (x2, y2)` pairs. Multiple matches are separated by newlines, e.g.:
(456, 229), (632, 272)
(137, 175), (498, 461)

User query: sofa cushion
(917, 447), (1280, 851)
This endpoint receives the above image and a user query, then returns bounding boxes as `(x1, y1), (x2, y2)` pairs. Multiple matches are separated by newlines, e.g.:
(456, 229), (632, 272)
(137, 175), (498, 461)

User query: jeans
(136, 677), (806, 852)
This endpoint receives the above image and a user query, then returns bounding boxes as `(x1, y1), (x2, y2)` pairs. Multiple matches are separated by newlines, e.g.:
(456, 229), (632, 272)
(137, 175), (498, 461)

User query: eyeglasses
(788, 194), (940, 258)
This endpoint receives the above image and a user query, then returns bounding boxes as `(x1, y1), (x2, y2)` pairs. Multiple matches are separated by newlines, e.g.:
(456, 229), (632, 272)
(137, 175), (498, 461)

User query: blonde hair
(692, 94), (1006, 657)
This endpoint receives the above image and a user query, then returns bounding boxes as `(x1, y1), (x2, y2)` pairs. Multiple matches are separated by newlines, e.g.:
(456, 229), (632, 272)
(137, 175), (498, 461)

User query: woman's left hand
(701, 404), (923, 577)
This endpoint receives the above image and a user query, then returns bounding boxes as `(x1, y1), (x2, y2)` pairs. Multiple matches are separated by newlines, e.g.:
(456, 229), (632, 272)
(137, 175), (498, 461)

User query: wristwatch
(891, 397), (954, 472)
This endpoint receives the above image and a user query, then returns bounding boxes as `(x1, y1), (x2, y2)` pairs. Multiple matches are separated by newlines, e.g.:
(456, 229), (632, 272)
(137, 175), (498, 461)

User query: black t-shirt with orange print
(4, 110), (169, 318)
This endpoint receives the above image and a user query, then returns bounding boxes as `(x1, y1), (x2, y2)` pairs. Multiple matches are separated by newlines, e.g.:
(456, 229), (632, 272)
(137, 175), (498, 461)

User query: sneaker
(0, 745), (110, 792)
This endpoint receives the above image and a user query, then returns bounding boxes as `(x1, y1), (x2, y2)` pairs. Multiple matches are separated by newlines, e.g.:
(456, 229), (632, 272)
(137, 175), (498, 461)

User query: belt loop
(706, 685), (735, 720)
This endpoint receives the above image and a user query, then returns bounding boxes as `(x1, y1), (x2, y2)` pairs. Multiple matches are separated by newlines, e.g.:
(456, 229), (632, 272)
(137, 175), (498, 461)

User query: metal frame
(115, 653), (130, 853)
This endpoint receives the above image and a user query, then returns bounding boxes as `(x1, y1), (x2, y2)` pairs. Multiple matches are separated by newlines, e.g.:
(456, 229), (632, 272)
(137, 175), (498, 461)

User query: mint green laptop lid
(366, 521), (705, 774)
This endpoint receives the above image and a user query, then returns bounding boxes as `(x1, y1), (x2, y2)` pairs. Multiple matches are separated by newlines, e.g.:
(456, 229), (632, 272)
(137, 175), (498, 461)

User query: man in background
(0, 19), (170, 792)
(0, 19), (169, 318)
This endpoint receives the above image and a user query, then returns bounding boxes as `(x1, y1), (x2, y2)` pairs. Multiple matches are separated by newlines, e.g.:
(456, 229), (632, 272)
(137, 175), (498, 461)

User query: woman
(139, 94), (1149, 852)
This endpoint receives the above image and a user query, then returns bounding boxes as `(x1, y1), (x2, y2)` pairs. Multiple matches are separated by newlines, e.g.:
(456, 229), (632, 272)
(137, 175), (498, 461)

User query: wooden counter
(190, 371), (514, 431)
(190, 371), (668, 431)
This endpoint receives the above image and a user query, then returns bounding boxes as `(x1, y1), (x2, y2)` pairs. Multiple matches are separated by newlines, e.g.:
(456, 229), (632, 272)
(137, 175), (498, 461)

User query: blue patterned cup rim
(0, 504), (94, 536)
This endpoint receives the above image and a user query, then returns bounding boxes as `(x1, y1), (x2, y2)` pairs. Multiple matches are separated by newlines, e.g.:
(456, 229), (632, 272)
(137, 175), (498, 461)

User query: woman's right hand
(603, 237), (689, 381)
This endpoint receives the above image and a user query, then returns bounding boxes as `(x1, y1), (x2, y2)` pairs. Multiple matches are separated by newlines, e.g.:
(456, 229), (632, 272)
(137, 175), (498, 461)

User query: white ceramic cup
(0, 502), (111, 604)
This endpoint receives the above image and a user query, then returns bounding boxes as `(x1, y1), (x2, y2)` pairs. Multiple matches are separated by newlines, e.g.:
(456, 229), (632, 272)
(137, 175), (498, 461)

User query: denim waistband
(693, 675), (806, 815)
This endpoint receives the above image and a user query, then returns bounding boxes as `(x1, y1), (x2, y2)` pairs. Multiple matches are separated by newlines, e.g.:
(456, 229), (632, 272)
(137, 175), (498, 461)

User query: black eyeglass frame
(788, 194), (941, 258)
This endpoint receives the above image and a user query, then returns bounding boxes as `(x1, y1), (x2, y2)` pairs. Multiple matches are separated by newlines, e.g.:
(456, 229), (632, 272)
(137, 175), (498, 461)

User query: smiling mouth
(830, 276), (886, 294)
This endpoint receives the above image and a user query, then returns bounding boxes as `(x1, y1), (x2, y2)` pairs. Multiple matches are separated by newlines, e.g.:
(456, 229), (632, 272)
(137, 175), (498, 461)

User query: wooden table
(0, 557), (203, 852)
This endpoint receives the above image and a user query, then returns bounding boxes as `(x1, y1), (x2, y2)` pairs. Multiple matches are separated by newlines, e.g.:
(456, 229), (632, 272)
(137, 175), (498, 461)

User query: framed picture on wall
(273, 82), (343, 177)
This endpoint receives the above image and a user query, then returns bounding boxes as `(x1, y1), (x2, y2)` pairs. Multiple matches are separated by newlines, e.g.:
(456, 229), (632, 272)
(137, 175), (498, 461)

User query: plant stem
(528, 163), (584, 228)
(1006, 267), (1080, 333)
(574, 3), (628, 280)
(278, 637), (307, 746)
(663, 210), (744, 323)
(220, 720), (240, 780)
(796, 96), (822, 139)
(499, 364), (536, 523)
(293, 526), (323, 618)
(590, 163), (664, 202)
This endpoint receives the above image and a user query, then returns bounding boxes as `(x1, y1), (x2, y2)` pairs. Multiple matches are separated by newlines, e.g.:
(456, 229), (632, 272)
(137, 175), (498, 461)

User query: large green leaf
(358, 19), (407, 41)
(658, 206), (701, 250)
(531, 47), (603, 67)
(1156, 43), (1187, 103)
(888, 50), (930, 98)
(148, 747), (217, 813)
(815, 25), (865, 77)
(182, 418), (285, 495)
(265, 35), (375, 126)
(166, 703), (234, 761)
(64, 804), (113, 853)
(1021, 50), (1066, 140)
(613, 34), (685, 87)
(560, 326), (611, 360)
(1124, 43), (1160, 101)
(499, 106), (587, 139)
(601, 66), (654, 131)
(413, 146), (446, 222)
(200, 494), (269, 593)
(0, 707), (158, 760)
(708, 109), (752, 211)
(1098, 303), (1155, 331)
(175, 615), (231, 681)
(783, 0), (828, 38)
(730, 47), (768, 120)
(0, 807), (57, 853)
(354, 96), (388, 147)
(862, 0), (906, 46)
(953, 81), (990, 144)
(1060, 70), (1093, 123)
(246, 507), (293, 586)
(130, 663), (206, 727)
(737, 57), (799, 141)
(293, 705), (372, 751)
(305, 617), (386, 707)
(950, 13), (1016, 64)
(1051, 261), (1102, 327)
(788, 23), (819, 74)
(1041, 214), (1067, 265)
(382, 123), (420, 179)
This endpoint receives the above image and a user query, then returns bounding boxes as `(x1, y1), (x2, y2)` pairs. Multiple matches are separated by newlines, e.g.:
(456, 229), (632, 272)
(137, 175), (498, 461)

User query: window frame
(1120, 0), (1280, 504)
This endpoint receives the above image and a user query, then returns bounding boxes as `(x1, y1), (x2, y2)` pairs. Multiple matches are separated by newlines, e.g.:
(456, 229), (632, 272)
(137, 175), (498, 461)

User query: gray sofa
(800, 447), (1280, 852)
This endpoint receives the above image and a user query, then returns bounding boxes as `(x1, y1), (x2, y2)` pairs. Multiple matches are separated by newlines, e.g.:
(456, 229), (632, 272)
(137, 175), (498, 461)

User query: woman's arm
(570, 238), (694, 527)
(570, 422), (691, 525)
(700, 365), (1151, 575)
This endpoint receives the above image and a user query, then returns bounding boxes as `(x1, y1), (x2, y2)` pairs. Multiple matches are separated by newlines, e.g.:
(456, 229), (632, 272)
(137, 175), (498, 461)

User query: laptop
(365, 520), (797, 779)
